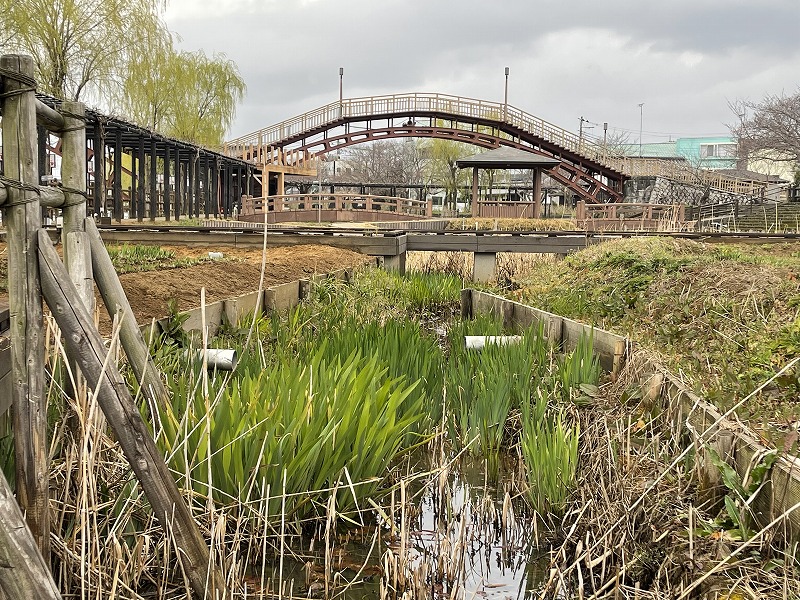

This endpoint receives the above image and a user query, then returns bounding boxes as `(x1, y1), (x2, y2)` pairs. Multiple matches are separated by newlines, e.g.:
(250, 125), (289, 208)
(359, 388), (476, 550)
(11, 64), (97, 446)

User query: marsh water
(260, 453), (548, 599)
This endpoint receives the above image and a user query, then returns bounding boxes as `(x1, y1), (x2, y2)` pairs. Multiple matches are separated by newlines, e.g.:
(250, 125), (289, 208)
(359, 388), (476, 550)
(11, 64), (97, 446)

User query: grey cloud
(167, 0), (800, 140)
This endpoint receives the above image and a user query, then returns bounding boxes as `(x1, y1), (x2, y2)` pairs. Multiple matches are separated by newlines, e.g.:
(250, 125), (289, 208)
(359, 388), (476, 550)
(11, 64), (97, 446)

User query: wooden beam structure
(29, 93), (253, 222)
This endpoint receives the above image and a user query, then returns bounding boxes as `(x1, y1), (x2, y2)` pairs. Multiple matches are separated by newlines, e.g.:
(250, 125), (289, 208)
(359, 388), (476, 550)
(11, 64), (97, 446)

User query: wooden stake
(0, 470), (61, 599)
(84, 218), (170, 414)
(1, 53), (49, 560)
(61, 100), (93, 311)
(37, 229), (227, 600)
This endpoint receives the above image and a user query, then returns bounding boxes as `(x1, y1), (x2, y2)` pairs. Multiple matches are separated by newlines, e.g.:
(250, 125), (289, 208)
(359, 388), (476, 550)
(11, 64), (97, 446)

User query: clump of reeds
(445, 316), (548, 455)
(406, 251), (473, 280)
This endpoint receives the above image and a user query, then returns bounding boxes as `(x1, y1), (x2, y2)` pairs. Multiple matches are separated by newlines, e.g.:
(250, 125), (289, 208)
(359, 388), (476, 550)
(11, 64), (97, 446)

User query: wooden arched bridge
(225, 93), (628, 204)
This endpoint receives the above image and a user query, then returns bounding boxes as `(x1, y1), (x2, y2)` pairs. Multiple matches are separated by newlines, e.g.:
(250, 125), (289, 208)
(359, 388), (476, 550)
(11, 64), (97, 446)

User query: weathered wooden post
(85, 218), (170, 412)
(0, 472), (61, 598)
(0, 54), (49, 560)
(37, 230), (227, 599)
(61, 100), (94, 311)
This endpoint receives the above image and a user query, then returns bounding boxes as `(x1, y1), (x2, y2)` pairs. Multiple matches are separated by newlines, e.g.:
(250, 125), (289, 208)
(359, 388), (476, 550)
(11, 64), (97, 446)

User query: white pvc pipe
(464, 335), (522, 350)
(203, 349), (238, 370)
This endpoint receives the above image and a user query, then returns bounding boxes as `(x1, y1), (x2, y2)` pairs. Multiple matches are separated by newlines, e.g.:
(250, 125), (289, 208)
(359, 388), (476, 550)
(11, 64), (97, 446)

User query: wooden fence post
(85, 218), (170, 413)
(61, 100), (93, 311)
(0, 471), (61, 599)
(0, 54), (49, 560)
(37, 229), (227, 600)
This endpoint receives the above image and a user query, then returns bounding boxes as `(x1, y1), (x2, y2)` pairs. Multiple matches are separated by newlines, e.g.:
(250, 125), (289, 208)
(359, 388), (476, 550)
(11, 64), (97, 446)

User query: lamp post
(638, 103), (644, 157)
(338, 67), (344, 118)
(503, 66), (509, 120)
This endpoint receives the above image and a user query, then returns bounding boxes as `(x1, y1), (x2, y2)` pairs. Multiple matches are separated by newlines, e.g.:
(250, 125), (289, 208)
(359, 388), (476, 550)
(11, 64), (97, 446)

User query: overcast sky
(164, 0), (800, 145)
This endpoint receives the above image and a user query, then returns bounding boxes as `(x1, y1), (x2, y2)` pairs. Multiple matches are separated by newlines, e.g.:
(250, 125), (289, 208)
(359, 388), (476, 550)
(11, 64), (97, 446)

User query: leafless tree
(730, 92), (800, 182)
(338, 140), (429, 196)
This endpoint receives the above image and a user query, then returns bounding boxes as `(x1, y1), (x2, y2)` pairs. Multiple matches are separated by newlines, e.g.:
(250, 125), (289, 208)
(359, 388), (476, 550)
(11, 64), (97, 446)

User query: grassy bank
(508, 237), (800, 434)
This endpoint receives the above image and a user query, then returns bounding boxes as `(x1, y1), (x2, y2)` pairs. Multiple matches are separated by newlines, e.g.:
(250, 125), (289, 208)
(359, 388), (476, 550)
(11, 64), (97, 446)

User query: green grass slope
(511, 237), (800, 434)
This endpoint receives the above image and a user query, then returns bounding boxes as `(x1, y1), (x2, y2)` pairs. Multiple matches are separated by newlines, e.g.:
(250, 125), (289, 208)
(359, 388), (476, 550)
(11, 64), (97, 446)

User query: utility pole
(638, 102), (644, 157)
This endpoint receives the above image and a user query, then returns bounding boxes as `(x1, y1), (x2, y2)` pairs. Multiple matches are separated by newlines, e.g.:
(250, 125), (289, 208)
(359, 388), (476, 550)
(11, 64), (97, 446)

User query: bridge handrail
(226, 92), (627, 169)
(225, 92), (769, 196)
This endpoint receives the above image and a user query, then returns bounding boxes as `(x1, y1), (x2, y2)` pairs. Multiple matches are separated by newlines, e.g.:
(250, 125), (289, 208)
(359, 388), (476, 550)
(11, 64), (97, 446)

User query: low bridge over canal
(95, 225), (800, 282)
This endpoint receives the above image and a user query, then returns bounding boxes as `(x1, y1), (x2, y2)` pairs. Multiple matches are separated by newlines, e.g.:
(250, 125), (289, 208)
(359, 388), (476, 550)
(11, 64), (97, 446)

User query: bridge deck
(90, 226), (800, 258)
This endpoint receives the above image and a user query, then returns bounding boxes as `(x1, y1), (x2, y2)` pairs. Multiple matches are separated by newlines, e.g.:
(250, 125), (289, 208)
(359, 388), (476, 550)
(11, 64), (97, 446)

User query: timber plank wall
(464, 289), (800, 540)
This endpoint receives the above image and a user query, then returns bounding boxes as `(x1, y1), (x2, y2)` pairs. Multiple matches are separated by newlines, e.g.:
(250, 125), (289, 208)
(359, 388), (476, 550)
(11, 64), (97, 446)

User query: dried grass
(446, 217), (577, 231)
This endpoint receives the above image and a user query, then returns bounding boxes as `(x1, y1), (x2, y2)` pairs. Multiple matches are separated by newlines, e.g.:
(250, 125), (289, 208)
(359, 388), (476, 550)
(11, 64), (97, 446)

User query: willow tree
(426, 139), (472, 210)
(121, 47), (245, 147)
(167, 51), (246, 147)
(119, 36), (178, 132)
(1, 0), (169, 101)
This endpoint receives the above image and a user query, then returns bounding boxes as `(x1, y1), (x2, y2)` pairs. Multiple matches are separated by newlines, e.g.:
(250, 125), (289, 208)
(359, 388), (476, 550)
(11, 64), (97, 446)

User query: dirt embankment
(0, 242), (374, 325)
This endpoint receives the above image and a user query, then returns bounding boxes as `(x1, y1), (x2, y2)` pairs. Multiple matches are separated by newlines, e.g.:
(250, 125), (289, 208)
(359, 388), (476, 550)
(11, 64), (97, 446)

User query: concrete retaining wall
(465, 288), (800, 539)
(147, 267), (355, 338)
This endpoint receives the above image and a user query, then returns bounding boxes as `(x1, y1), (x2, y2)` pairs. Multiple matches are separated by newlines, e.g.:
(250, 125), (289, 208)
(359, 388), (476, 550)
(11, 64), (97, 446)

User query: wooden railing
(241, 193), (432, 217)
(622, 158), (770, 195)
(225, 92), (629, 172)
(576, 201), (689, 231)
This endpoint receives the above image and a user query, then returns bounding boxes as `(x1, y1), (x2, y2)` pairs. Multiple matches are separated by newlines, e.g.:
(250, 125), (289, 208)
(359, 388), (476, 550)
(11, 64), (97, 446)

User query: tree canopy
(121, 45), (246, 146)
(1, 0), (247, 146)
(1, 0), (168, 101)
(731, 91), (800, 180)
(427, 139), (472, 208)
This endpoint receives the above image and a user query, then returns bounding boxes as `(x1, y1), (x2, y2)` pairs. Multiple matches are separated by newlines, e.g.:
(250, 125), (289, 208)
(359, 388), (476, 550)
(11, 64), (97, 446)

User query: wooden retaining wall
(465, 289), (800, 539)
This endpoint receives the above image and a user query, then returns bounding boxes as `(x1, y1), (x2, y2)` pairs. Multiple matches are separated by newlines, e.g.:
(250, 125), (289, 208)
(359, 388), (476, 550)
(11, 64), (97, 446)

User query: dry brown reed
(532, 354), (800, 599)
(407, 251), (559, 287)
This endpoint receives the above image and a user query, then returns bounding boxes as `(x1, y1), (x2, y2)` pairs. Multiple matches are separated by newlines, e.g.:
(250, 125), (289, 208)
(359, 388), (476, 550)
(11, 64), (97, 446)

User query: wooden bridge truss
(225, 93), (629, 204)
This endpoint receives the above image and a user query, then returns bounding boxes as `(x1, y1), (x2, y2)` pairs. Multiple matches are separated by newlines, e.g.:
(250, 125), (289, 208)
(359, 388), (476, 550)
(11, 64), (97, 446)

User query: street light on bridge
(339, 67), (344, 104)
(503, 66), (509, 121)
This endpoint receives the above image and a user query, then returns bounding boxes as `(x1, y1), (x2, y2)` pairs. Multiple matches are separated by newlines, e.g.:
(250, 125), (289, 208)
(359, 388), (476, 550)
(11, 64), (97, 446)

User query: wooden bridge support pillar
(532, 168), (542, 219)
(193, 153), (200, 219)
(92, 126), (104, 217)
(130, 150), (137, 220)
(136, 139), (145, 222)
(112, 128), (122, 221)
(162, 144), (171, 220)
(173, 147), (181, 221)
(149, 139), (157, 221)
(189, 157), (195, 218)
(473, 252), (497, 282)
(277, 171), (285, 197)
(471, 167), (479, 216)
(208, 158), (216, 219)
(211, 159), (219, 217)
